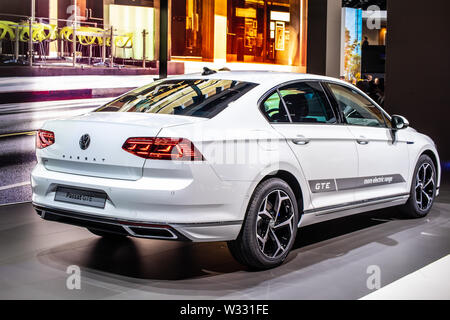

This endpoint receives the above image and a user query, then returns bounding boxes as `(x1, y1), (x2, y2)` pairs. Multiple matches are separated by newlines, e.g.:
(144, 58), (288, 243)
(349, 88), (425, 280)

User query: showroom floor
(0, 185), (449, 299)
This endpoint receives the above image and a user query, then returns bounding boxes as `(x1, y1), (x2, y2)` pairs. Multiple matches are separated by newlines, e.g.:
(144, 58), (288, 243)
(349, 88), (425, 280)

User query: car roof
(165, 70), (348, 87)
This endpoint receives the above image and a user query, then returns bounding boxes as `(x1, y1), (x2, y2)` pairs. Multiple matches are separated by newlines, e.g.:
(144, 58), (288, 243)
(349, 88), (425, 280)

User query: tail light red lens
(36, 129), (55, 149)
(122, 137), (204, 161)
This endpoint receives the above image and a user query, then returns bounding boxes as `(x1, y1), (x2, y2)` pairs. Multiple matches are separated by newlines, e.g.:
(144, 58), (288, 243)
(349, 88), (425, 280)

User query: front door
(326, 83), (410, 201)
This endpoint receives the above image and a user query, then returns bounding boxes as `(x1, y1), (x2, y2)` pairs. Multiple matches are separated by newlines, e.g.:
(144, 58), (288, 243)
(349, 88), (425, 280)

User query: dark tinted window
(280, 82), (336, 124)
(280, 82), (336, 123)
(261, 91), (290, 123)
(96, 79), (258, 118)
(261, 82), (336, 124)
(328, 83), (386, 127)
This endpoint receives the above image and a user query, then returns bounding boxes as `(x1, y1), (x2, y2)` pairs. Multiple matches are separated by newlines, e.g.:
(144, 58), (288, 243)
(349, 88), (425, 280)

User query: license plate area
(54, 187), (107, 208)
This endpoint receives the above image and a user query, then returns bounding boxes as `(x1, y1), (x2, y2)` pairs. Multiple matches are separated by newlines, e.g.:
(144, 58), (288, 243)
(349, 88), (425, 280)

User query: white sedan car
(32, 71), (441, 269)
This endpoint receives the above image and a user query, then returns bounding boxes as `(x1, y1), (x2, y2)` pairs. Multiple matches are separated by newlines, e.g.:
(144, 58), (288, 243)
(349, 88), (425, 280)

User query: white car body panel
(272, 123), (358, 209)
(31, 71), (442, 242)
(347, 125), (410, 201)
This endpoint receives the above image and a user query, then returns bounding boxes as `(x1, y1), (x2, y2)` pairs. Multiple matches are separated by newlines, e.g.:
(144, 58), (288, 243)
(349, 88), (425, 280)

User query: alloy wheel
(256, 190), (296, 259)
(415, 163), (435, 211)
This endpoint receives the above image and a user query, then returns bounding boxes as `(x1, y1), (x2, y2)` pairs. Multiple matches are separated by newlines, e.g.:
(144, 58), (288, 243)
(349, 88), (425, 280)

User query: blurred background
(0, 0), (448, 205)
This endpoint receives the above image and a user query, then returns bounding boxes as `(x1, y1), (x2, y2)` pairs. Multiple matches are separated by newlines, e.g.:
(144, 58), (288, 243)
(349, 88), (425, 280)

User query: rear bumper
(34, 204), (243, 242)
(31, 162), (249, 242)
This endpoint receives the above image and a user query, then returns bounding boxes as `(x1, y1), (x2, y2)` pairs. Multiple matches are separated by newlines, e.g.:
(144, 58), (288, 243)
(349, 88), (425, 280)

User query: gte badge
(309, 179), (337, 193)
(79, 134), (91, 150)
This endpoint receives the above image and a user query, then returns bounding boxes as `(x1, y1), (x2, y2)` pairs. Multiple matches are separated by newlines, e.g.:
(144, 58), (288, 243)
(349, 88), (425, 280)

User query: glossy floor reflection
(0, 187), (449, 299)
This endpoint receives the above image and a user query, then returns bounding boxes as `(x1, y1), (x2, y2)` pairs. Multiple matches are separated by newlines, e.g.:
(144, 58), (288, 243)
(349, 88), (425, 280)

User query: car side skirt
(299, 193), (410, 227)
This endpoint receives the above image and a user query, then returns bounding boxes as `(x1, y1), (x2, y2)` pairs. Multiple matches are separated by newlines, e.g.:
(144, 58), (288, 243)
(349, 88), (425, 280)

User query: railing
(0, 13), (142, 68)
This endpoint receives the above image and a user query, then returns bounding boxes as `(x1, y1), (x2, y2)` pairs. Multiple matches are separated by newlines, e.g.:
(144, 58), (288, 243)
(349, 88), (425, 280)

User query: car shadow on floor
(36, 202), (445, 290)
(294, 206), (403, 249)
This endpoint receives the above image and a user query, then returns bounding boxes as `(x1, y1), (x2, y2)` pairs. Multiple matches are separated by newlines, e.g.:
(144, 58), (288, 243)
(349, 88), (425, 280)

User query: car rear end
(31, 78), (258, 242)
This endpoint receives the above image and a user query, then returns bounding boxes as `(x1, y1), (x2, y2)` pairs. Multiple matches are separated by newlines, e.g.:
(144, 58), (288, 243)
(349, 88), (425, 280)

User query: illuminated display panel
(226, 0), (307, 66)
(170, 0), (307, 68)
(341, 7), (363, 81)
(109, 4), (154, 60)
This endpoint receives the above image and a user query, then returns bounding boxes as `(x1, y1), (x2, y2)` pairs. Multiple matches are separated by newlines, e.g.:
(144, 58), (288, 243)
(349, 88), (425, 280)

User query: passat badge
(79, 134), (91, 150)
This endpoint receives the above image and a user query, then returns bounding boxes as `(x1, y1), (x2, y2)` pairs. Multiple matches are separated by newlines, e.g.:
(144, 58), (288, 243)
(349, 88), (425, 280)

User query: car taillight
(36, 129), (55, 149)
(122, 137), (204, 161)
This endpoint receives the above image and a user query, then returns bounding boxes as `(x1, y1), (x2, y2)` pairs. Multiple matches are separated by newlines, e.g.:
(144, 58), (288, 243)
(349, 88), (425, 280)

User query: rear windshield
(95, 79), (258, 118)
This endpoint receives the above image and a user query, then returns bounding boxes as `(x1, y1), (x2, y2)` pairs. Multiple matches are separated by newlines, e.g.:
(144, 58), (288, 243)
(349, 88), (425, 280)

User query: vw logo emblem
(79, 134), (91, 150)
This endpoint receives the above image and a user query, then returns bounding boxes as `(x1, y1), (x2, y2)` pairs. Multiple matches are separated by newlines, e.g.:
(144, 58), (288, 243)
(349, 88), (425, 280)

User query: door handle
(292, 136), (310, 145)
(356, 136), (369, 145)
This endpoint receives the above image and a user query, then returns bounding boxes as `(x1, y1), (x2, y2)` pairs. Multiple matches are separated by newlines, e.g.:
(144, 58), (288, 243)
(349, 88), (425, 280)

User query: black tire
(401, 154), (437, 218)
(87, 228), (128, 239)
(227, 178), (299, 270)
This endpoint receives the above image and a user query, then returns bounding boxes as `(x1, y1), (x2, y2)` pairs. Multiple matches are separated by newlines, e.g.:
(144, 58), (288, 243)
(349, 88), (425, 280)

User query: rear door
(325, 82), (409, 201)
(264, 81), (358, 210)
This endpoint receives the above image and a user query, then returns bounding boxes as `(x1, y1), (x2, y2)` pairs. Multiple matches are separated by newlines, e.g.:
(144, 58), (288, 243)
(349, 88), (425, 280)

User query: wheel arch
(259, 170), (304, 213)
(234, 169), (305, 241)
(421, 149), (439, 178)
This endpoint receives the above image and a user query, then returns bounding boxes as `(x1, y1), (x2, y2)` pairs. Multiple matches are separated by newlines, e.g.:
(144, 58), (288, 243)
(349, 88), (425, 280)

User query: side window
(261, 91), (290, 123)
(328, 83), (386, 128)
(383, 115), (393, 128)
(279, 82), (336, 124)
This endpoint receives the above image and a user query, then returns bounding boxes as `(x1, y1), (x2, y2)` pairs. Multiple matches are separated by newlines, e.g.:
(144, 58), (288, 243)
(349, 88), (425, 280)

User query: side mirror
(391, 115), (409, 130)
